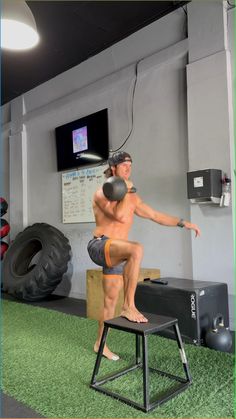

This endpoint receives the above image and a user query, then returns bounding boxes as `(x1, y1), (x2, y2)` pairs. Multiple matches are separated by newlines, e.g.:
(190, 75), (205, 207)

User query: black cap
(108, 151), (132, 167)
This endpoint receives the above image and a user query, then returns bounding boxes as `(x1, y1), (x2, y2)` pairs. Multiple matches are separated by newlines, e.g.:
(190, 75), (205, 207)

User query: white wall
(187, 1), (235, 328)
(1, 3), (235, 328)
(127, 47), (192, 277)
(25, 42), (191, 299)
(226, 5), (235, 328)
(1, 124), (10, 214)
(4, 9), (189, 299)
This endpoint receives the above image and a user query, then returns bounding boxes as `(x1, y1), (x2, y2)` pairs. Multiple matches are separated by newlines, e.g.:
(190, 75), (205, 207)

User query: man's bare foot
(121, 307), (148, 323)
(94, 343), (120, 361)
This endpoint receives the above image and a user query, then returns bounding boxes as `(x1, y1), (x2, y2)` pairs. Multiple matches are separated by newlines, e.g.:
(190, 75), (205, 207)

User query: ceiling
(1, 1), (188, 106)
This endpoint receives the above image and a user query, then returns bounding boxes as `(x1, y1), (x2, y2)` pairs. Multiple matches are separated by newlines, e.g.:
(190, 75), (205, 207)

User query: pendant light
(1, 0), (39, 50)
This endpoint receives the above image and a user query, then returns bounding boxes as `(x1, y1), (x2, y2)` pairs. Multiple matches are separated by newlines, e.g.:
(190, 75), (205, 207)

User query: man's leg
(94, 275), (123, 360)
(105, 239), (147, 323)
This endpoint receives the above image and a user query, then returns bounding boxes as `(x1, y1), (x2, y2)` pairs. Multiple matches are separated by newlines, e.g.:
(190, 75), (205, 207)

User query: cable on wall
(226, 0), (235, 8)
(181, 5), (187, 15)
(110, 60), (140, 153)
(109, 2), (189, 156)
(181, 5), (188, 37)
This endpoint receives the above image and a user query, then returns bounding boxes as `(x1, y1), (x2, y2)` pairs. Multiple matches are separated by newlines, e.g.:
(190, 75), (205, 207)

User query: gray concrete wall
(187, 1), (234, 328)
(4, 9), (189, 301)
(1, 3), (234, 328)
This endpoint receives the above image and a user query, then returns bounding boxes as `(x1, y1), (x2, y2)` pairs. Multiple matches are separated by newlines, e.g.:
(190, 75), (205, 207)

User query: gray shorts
(87, 235), (124, 276)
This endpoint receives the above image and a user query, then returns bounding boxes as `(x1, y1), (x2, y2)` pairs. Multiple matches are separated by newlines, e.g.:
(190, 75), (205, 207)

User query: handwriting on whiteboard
(62, 166), (105, 223)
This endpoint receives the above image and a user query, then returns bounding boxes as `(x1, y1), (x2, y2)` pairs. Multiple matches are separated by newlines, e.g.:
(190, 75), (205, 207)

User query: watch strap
(177, 218), (185, 228)
(128, 186), (137, 193)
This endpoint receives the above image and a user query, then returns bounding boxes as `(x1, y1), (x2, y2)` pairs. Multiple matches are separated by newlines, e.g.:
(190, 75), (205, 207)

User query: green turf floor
(2, 300), (234, 418)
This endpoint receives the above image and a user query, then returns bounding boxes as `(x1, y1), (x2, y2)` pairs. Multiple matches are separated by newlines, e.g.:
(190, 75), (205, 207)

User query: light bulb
(1, 19), (39, 50)
(1, 0), (40, 51)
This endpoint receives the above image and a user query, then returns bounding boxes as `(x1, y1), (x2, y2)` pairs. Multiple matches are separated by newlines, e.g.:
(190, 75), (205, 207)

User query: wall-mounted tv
(55, 108), (109, 172)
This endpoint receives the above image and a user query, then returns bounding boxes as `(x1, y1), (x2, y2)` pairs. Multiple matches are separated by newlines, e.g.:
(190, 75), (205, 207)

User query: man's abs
(93, 222), (130, 240)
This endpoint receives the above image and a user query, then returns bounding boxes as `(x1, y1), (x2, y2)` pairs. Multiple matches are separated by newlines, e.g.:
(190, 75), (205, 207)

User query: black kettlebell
(205, 314), (232, 352)
(103, 176), (128, 201)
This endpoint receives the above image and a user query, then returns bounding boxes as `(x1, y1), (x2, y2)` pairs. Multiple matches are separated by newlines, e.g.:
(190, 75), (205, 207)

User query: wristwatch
(128, 186), (137, 193)
(177, 218), (185, 228)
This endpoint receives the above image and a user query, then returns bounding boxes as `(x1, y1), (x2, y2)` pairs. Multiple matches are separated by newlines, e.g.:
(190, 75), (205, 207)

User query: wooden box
(86, 268), (160, 320)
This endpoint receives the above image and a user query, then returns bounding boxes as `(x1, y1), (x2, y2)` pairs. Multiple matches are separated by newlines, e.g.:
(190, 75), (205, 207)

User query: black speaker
(135, 278), (229, 345)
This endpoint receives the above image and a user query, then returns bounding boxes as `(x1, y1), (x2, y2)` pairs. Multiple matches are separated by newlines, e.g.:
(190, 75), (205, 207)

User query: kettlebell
(205, 314), (232, 352)
(103, 176), (128, 201)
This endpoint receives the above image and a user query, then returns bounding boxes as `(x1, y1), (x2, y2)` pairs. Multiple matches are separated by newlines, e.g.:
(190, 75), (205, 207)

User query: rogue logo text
(190, 293), (196, 320)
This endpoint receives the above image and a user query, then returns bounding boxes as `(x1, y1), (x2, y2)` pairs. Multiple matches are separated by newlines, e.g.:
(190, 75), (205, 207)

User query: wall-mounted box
(187, 169), (222, 204)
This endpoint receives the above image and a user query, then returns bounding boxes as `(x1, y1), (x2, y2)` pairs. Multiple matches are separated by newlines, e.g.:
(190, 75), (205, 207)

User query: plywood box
(86, 268), (160, 320)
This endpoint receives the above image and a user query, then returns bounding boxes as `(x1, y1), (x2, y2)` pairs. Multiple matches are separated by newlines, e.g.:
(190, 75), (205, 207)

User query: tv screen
(55, 108), (109, 172)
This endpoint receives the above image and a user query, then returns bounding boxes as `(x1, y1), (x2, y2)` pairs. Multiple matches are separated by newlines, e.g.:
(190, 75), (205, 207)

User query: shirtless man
(87, 151), (201, 360)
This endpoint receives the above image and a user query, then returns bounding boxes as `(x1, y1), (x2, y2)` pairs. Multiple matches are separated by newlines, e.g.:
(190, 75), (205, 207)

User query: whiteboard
(62, 166), (105, 223)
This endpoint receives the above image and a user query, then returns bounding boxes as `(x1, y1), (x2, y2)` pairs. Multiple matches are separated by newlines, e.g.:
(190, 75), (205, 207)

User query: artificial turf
(2, 300), (234, 418)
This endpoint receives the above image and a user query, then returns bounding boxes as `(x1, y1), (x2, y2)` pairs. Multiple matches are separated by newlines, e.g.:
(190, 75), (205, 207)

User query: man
(87, 151), (201, 360)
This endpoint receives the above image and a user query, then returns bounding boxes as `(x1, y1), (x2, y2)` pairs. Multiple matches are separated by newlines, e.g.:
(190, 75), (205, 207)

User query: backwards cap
(108, 151), (132, 166)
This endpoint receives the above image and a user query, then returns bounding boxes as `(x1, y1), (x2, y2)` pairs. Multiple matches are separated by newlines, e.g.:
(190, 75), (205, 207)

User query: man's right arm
(94, 189), (129, 223)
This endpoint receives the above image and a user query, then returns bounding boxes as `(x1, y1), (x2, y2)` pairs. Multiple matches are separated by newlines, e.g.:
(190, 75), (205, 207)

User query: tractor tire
(1, 241), (9, 260)
(3, 223), (71, 301)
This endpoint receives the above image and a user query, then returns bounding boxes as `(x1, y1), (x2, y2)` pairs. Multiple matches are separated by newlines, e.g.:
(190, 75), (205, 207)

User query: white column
(9, 97), (28, 239)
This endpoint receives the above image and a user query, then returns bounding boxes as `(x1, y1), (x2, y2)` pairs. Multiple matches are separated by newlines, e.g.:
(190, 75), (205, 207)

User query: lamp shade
(1, 0), (39, 50)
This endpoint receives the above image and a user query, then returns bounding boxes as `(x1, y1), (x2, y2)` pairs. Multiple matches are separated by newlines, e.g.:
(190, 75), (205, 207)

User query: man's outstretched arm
(134, 196), (201, 237)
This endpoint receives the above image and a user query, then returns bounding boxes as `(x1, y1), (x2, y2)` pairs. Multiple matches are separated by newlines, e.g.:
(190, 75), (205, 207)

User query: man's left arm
(134, 196), (201, 237)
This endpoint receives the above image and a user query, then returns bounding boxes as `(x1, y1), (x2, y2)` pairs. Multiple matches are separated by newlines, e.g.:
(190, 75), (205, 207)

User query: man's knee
(130, 242), (143, 260)
(104, 290), (120, 309)
(103, 278), (123, 302)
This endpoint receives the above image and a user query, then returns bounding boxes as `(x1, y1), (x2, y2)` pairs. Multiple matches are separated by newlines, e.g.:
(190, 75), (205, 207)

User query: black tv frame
(55, 108), (109, 172)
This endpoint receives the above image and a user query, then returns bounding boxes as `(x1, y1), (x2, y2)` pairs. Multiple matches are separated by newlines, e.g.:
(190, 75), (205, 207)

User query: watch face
(177, 219), (185, 228)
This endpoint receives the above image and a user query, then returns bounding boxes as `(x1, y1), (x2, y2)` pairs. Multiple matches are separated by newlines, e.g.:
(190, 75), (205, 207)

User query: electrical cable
(227, 0), (235, 8)
(180, 5), (188, 37)
(110, 2), (189, 156)
(110, 60), (140, 153)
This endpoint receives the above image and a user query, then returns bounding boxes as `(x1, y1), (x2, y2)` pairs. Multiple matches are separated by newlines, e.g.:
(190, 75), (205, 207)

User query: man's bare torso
(93, 187), (138, 240)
